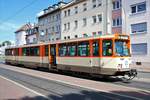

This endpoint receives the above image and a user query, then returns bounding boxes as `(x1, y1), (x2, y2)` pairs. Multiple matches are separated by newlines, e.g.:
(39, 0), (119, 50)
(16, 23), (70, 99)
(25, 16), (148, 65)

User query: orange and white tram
(5, 34), (137, 78)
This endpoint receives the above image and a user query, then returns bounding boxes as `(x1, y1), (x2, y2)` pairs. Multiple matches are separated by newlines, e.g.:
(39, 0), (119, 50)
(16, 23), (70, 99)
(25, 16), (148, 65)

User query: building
(122, 0), (150, 68)
(38, 1), (67, 42)
(15, 23), (32, 46)
(26, 24), (39, 44)
(61, 0), (113, 40)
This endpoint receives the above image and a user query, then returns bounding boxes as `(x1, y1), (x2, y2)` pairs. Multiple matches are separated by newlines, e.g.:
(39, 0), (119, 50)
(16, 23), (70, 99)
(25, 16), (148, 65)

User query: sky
(0, 0), (69, 43)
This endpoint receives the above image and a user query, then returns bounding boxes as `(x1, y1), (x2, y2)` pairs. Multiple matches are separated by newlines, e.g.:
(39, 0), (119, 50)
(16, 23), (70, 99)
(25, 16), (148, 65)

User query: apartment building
(38, 1), (66, 42)
(26, 24), (39, 44)
(122, 0), (150, 68)
(15, 23), (32, 46)
(61, 0), (113, 40)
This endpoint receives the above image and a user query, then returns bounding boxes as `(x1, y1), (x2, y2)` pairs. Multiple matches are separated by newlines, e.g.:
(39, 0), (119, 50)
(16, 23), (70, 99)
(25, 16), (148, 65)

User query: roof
(38, 1), (67, 19)
(15, 23), (33, 33)
(61, 0), (86, 10)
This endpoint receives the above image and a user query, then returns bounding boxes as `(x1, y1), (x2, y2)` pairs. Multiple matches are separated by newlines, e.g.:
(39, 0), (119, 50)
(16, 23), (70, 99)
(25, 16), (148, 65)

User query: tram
(5, 34), (137, 79)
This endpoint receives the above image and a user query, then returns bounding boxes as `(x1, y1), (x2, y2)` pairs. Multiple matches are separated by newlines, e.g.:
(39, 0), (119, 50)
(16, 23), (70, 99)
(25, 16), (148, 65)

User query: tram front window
(115, 40), (130, 56)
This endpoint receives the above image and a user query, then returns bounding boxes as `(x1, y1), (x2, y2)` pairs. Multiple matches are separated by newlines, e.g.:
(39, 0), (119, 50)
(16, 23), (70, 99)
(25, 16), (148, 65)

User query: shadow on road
(7, 90), (150, 100)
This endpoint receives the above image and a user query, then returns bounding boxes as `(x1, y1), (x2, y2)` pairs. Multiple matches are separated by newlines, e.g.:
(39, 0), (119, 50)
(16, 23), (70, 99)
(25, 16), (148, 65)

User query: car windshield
(115, 40), (130, 56)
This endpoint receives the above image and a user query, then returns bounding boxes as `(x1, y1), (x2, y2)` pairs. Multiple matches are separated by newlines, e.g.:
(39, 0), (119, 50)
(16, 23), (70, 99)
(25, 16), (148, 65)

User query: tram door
(50, 44), (56, 66)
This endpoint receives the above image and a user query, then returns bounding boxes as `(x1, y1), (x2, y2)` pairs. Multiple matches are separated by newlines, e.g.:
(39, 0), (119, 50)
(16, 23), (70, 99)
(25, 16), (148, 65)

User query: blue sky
(0, 0), (69, 43)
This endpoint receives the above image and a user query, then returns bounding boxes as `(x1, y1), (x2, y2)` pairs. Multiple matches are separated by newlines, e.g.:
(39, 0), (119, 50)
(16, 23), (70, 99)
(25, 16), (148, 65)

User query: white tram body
(5, 34), (133, 76)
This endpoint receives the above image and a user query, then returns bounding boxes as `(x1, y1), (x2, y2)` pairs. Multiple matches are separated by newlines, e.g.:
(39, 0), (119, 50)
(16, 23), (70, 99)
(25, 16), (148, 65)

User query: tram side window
(31, 47), (39, 56)
(22, 48), (26, 56)
(68, 43), (77, 56)
(50, 46), (56, 56)
(59, 44), (67, 56)
(78, 42), (90, 56)
(15, 48), (19, 56)
(103, 40), (113, 56)
(26, 48), (30, 56)
(45, 45), (49, 56)
(22, 48), (30, 56)
(93, 41), (99, 56)
(30, 47), (34, 56)
(5, 49), (13, 56)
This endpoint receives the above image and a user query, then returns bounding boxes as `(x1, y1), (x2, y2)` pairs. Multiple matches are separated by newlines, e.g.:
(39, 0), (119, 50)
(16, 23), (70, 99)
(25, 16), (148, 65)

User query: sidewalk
(0, 76), (42, 100)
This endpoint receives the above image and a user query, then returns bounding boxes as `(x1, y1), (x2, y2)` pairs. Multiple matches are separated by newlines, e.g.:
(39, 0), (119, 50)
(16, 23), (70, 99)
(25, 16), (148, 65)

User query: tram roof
(6, 34), (129, 49)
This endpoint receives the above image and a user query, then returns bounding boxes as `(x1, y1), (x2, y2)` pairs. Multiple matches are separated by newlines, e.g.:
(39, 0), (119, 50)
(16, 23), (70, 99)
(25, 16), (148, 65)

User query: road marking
(0, 75), (48, 99)
(0, 65), (145, 100)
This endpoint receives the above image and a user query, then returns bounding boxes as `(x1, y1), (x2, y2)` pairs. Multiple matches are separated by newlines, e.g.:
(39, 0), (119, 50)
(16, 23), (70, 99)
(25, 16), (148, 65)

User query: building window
(64, 11), (67, 17)
(92, 0), (96, 8)
(92, 32), (96, 36)
(112, 17), (122, 27)
(75, 20), (78, 28)
(68, 36), (70, 39)
(83, 18), (87, 26)
(131, 43), (147, 55)
(64, 24), (66, 30)
(92, 16), (97, 23)
(113, 0), (121, 10)
(56, 25), (59, 32)
(75, 35), (78, 38)
(83, 3), (87, 11)
(131, 22), (147, 34)
(98, 14), (102, 22)
(83, 33), (88, 37)
(75, 6), (78, 14)
(68, 9), (70, 16)
(33, 38), (36, 43)
(68, 22), (70, 30)
(97, 0), (102, 7)
(52, 27), (54, 32)
(98, 31), (102, 35)
(131, 2), (146, 14)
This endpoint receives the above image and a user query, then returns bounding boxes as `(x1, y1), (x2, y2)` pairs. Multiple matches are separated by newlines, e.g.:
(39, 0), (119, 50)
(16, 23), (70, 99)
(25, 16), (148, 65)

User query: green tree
(2, 41), (12, 46)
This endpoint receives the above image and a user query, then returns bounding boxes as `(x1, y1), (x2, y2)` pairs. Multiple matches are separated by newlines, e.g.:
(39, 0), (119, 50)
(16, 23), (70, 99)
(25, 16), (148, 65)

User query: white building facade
(15, 23), (33, 46)
(122, 0), (150, 68)
(15, 31), (26, 46)
(38, 1), (66, 42)
(61, 0), (113, 40)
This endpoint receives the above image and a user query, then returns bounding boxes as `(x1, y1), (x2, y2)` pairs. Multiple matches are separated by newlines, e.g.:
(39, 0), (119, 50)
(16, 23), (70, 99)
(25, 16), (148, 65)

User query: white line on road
(0, 75), (48, 99)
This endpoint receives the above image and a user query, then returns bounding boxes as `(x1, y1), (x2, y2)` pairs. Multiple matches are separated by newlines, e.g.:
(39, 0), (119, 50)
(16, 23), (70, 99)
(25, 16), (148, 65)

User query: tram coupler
(124, 69), (137, 80)
(129, 69), (137, 77)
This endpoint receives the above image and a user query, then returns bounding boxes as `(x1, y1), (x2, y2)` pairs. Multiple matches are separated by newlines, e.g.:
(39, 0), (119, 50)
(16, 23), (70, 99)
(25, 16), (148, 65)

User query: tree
(2, 41), (12, 46)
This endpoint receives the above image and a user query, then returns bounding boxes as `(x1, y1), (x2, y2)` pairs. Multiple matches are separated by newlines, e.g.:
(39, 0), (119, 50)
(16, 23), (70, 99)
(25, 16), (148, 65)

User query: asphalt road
(0, 62), (150, 100)
(0, 66), (143, 100)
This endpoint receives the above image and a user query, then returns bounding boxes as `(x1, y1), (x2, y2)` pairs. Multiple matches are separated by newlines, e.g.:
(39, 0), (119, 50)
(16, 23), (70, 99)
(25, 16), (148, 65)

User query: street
(0, 63), (150, 100)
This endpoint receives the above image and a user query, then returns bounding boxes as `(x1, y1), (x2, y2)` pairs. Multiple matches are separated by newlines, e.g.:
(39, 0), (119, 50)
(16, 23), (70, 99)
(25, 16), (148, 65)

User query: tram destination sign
(118, 35), (129, 40)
